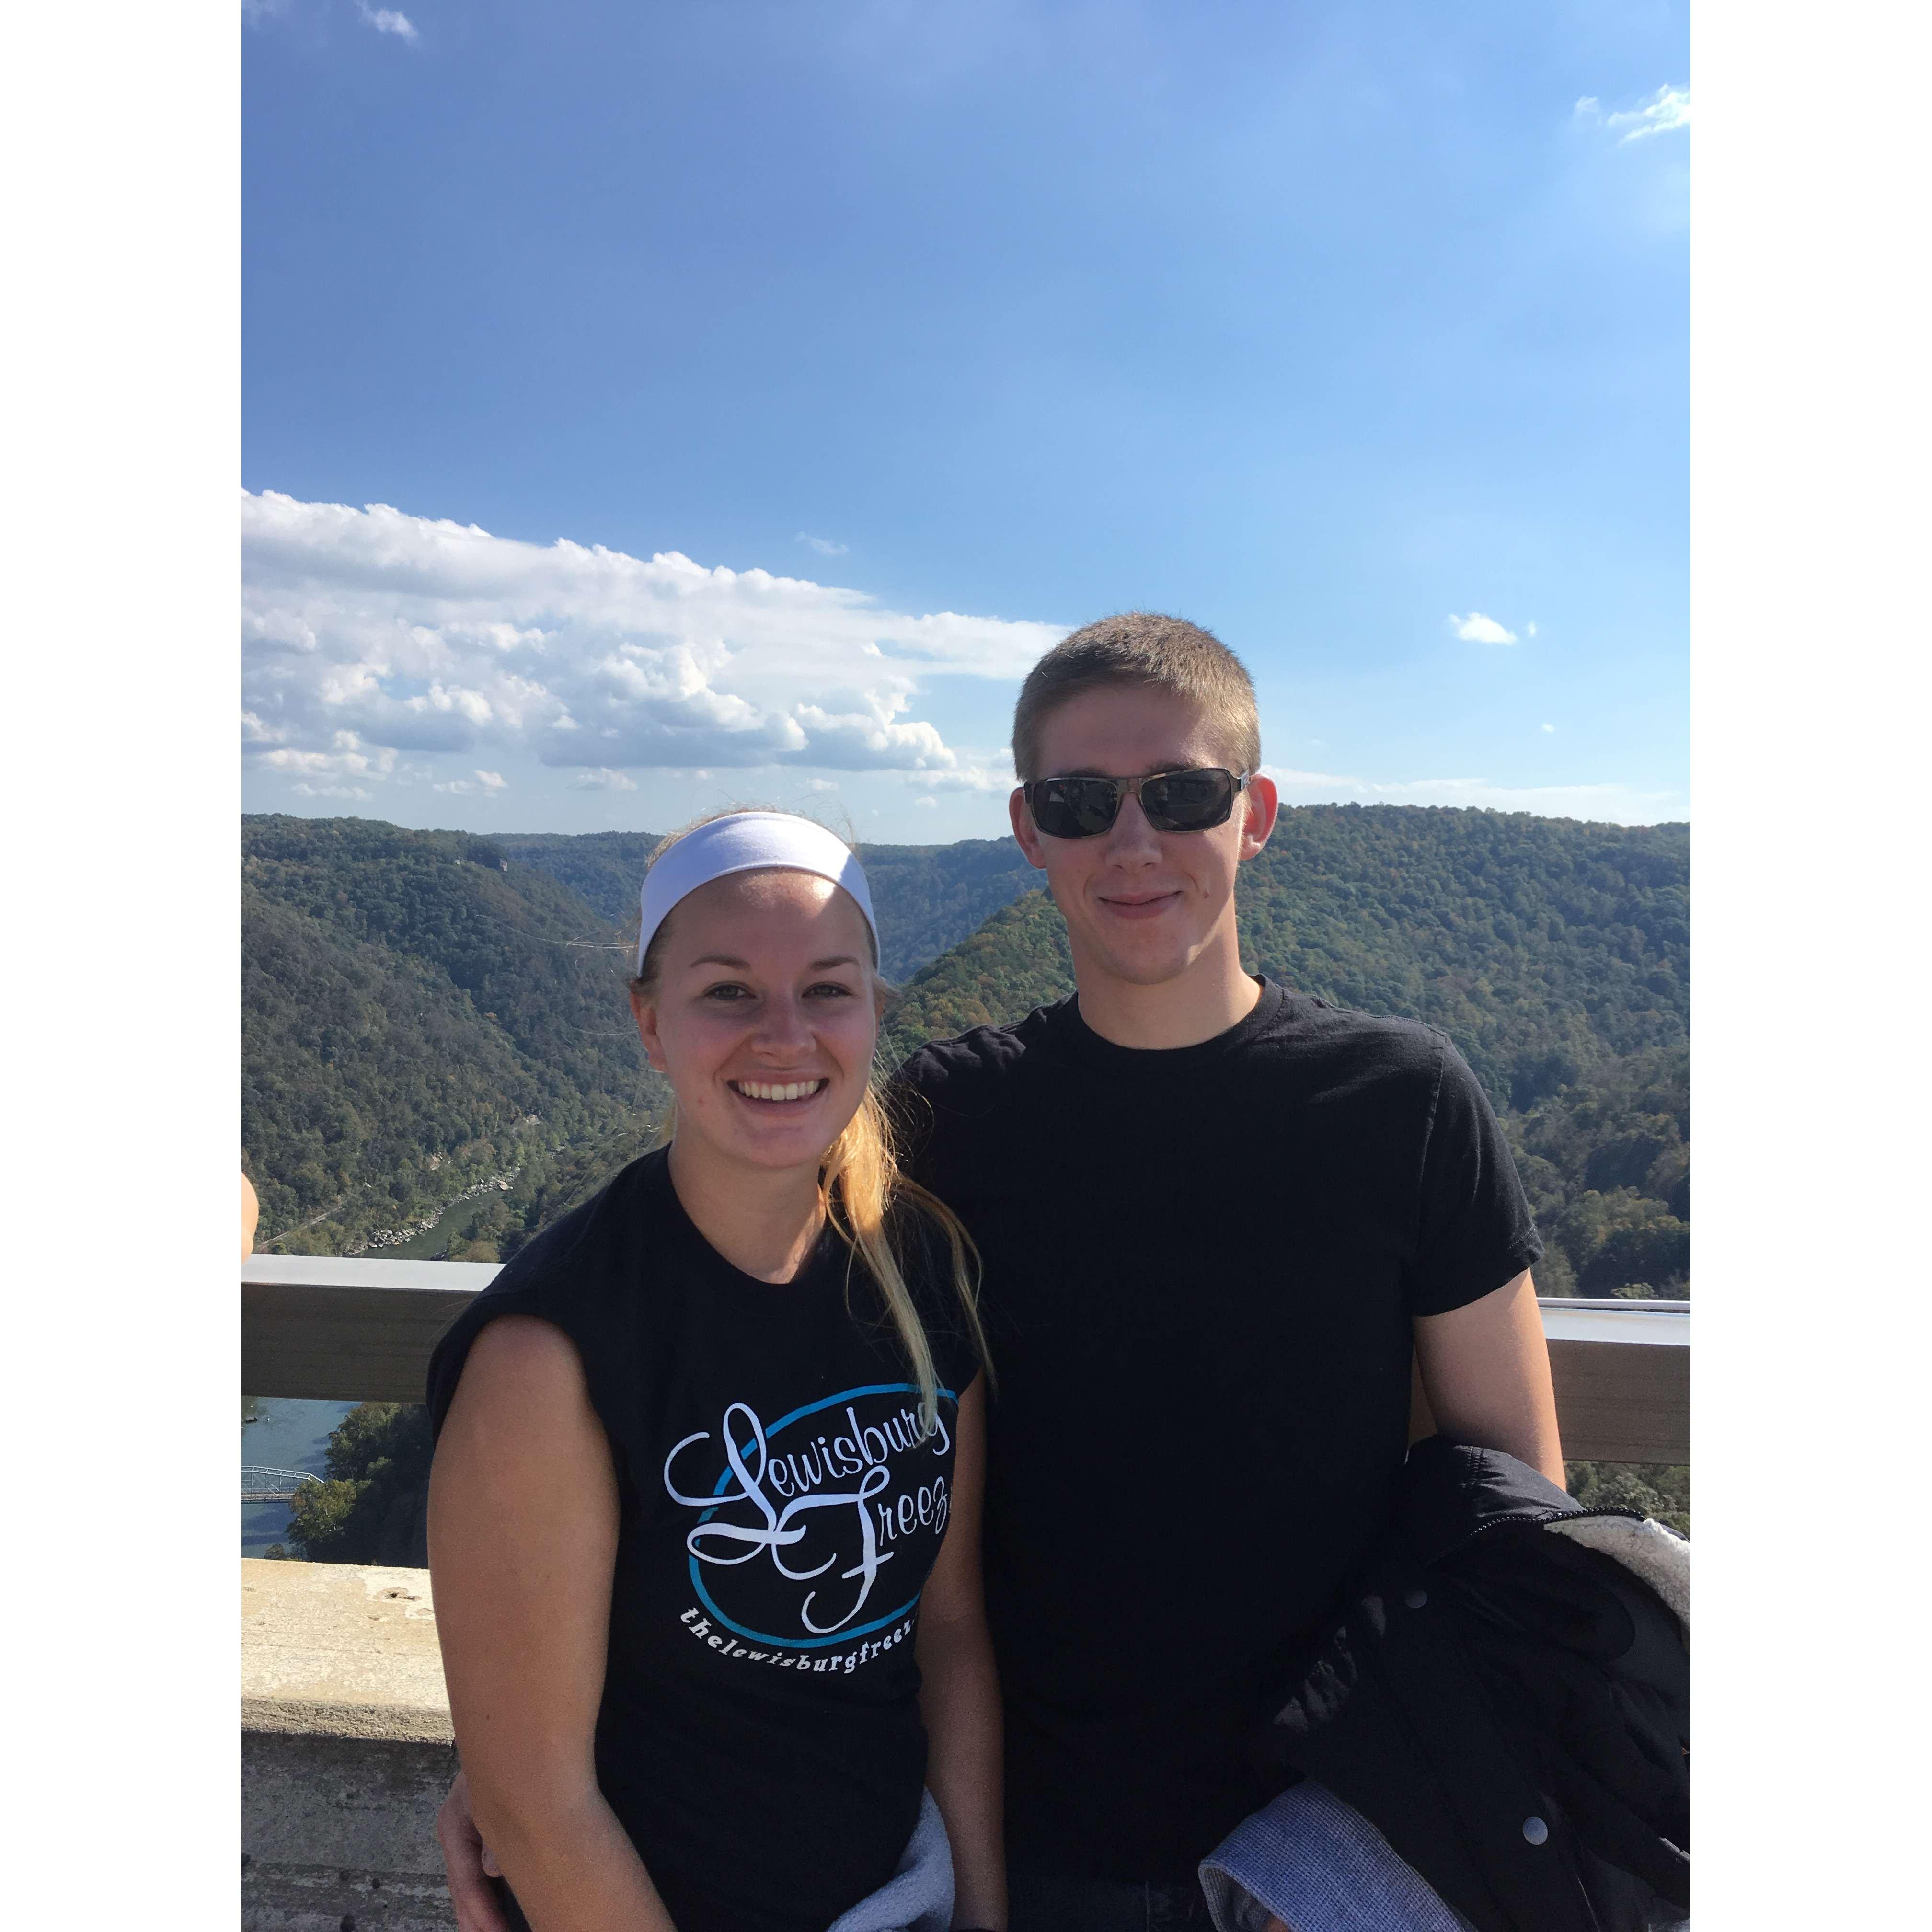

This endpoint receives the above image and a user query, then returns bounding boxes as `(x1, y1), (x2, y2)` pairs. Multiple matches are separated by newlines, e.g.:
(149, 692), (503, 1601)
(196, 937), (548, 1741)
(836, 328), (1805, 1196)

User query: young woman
(426, 811), (1005, 1932)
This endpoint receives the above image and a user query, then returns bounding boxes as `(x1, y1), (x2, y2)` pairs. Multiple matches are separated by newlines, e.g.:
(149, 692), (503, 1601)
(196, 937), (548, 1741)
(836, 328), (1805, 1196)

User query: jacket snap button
(1522, 1816), (1549, 1846)
(1403, 1588), (1428, 1610)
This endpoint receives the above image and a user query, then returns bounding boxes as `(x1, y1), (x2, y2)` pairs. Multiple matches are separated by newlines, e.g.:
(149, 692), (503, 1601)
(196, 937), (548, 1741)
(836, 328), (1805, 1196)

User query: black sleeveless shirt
(426, 1149), (979, 1932)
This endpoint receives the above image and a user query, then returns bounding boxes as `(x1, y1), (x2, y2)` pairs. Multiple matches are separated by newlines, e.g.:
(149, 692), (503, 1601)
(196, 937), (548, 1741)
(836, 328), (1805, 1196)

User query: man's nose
(1102, 788), (1164, 863)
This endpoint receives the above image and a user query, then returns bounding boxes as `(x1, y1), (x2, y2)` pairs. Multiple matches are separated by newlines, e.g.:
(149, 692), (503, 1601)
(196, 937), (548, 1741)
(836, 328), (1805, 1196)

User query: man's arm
(914, 1376), (1006, 1931)
(429, 1315), (678, 1932)
(1412, 1269), (1564, 1486)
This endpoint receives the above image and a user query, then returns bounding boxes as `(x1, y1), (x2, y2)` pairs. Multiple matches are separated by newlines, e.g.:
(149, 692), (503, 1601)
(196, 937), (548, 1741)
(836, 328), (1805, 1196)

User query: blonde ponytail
(819, 1084), (990, 1436)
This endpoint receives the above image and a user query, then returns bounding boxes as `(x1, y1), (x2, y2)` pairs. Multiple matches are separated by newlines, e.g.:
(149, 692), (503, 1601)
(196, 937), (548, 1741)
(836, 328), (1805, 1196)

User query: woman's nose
(753, 995), (814, 1051)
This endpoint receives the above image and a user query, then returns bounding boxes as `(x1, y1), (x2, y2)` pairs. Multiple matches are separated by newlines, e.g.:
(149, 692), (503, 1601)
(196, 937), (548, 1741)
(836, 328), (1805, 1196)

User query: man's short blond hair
(1010, 612), (1262, 783)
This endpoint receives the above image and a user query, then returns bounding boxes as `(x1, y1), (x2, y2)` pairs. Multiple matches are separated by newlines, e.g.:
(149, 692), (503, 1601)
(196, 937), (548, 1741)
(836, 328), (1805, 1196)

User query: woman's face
(632, 867), (880, 1178)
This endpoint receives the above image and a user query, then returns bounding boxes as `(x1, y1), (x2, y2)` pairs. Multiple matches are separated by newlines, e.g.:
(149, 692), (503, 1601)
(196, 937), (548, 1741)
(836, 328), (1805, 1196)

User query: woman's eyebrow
(687, 954), (862, 971)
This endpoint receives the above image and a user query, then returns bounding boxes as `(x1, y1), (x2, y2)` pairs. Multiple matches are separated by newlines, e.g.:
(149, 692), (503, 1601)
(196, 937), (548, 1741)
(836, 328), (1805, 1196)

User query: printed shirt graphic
(664, 1384), (957, 1652)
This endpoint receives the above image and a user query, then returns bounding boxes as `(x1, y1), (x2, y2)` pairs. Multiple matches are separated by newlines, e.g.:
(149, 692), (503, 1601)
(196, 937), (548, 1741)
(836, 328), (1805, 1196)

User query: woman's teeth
(732, 1079), (827, 1102)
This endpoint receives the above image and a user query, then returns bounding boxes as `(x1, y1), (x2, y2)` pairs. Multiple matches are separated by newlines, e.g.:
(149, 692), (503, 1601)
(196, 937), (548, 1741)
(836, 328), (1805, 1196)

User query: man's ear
(1238, 773), (1279, 861)
(1009, 786), (1048, 870)
(630, 987), (671, 1075)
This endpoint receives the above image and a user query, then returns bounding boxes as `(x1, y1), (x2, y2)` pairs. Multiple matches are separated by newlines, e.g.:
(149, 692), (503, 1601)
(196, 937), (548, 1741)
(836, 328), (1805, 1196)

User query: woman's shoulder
(444, 1309), (588, 1407)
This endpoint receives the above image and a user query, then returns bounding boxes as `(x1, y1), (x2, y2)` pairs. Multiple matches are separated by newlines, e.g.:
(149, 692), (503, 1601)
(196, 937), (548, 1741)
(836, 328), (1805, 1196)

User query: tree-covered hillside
(886, 805), (1689, 1298)
(496, 829), (1038, 983)
(243, 815), (663, 1255)
(244, 805), (1687, 1292)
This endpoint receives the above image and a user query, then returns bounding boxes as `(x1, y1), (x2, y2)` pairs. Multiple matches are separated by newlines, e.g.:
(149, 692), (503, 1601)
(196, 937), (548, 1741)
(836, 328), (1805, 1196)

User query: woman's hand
(435, 1769), (509, 1932)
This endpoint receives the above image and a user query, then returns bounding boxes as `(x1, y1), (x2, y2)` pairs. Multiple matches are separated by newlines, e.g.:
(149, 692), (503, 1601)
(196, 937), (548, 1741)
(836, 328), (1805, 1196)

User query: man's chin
(1077, 932), (1207, 990)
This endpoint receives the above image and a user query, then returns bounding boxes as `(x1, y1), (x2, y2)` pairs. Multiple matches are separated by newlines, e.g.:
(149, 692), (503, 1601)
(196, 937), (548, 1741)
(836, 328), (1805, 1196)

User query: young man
(437, 614), (1560, 1932)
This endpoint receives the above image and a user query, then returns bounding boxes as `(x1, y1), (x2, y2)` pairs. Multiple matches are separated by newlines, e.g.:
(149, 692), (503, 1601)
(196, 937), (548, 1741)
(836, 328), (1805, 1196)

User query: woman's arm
(428, 1315), (678, 1932)
(1412, 1268), (1565, 1486)
(914, 1374), (1006, 1931)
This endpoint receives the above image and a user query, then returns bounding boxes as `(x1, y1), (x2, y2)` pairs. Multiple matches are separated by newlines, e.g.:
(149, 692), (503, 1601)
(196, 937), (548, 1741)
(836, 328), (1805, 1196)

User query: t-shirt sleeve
(426, 1280), (552, 1437)
(1406, 1034), (1544, 1318)
(423, 1198), (637, 1477)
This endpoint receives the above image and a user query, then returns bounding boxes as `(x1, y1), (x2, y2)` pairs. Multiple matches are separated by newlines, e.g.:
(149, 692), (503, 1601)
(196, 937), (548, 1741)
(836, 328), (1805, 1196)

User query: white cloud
(1448, 611), (1518, 645)
(1541, 723), (1556, 734)
(357, 3), (420, 42)
(570, 768), (640, 792)
(913, 795), (938, 810)
(242, 491), (1061, 793)
(796, 532), (850, 557)
(475, 770), (506, 790)
(1525, 621), (1538, 639)
(1261, 764), (1682, 826)
(242, 0), (291, 23)
(1576, 85), (1690, 143)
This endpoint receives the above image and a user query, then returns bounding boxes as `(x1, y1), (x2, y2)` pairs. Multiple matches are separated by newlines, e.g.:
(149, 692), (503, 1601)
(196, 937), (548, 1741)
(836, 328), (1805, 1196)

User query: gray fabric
(825, 1788), (955, 1932)
(1198, 1781), (1475, 1932)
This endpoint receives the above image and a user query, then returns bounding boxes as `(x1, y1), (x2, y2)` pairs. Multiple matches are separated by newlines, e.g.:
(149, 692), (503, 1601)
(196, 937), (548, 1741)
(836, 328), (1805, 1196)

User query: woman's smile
(729, 1077), (830, 1104)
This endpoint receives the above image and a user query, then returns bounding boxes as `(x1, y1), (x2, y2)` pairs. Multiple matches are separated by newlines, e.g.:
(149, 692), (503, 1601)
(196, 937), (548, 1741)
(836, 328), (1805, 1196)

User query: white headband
(634, 812), (880, 976)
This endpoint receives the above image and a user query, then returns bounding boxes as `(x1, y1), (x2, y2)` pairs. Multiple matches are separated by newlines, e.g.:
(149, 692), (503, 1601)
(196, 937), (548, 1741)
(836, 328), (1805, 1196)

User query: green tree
(1566, 1460), (1690, 1538)
(286, 1401), (435, 1566)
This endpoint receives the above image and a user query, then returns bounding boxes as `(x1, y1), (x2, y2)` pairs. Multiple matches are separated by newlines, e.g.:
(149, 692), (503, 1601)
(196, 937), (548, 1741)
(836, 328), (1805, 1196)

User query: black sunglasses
(1024, 767), (1250, 839)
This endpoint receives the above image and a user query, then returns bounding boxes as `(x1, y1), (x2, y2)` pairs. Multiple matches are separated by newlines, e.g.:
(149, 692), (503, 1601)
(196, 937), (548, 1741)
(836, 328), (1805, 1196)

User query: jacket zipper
(1437, 1503), (1646, 1565)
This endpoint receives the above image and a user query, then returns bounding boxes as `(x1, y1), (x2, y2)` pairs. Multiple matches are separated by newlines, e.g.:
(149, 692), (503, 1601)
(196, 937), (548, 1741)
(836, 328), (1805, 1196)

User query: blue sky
(242, 0), (1688, 840)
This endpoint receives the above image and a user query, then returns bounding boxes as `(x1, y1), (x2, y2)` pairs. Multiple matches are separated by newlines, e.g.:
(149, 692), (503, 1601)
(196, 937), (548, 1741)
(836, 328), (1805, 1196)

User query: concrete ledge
(243, 1558), (451, 1741)
(243, 1560), (456, 1931)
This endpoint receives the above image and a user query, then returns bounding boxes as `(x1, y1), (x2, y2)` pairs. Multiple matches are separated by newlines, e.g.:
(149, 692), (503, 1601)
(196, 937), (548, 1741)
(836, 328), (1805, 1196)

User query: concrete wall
(242, 1559), (459, 1932)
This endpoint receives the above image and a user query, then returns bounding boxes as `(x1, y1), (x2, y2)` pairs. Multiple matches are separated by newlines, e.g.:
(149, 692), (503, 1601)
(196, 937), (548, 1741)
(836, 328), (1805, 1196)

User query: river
(242, 1397), (356, 1555)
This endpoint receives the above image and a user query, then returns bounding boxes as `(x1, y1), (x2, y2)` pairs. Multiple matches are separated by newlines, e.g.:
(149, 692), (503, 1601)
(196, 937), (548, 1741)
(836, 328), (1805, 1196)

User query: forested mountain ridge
(495, 828), (1038, 983)
(886, 805), (1689, 1298)
(243, 815), (662, 1254)
(245, 805), (1687, 1295)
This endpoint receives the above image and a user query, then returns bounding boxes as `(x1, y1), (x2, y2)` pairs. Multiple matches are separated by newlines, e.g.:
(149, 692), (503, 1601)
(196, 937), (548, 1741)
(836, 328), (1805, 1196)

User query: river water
(242, 1397), (356, 1555)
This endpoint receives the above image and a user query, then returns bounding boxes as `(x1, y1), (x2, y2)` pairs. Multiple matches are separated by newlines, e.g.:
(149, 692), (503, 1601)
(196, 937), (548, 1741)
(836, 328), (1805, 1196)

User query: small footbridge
(242, 1467), (324, 1504)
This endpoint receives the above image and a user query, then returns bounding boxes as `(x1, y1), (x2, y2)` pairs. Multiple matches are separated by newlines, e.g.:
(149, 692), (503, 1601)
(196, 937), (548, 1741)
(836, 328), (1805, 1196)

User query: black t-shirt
(893, 978), (1542, 1884)
(426, 1149), (980, 1932)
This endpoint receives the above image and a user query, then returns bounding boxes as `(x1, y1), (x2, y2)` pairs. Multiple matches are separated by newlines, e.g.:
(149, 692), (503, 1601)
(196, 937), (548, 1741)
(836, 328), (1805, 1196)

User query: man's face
(1008, 683), (1277, 994)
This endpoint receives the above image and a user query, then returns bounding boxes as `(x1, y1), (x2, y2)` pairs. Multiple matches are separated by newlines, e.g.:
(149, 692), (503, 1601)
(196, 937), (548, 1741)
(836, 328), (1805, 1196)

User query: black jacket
(1255, 1438), (1690, 1932)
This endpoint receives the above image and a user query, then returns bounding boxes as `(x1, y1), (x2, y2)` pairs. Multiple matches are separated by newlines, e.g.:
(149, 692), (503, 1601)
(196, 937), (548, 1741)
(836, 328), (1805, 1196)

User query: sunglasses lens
(1141, 769), (1235, 830)
(1033, 778), (1121, 838)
